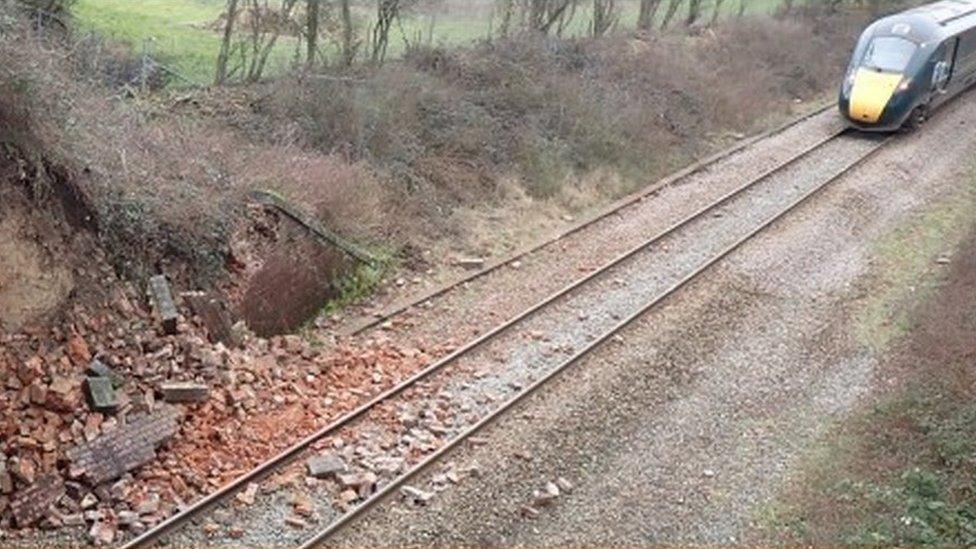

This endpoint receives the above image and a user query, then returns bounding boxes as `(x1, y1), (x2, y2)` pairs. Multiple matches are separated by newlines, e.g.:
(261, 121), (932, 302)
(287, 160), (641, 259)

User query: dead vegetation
(2, 0), (874, 303)
(256, 8), (863, 229)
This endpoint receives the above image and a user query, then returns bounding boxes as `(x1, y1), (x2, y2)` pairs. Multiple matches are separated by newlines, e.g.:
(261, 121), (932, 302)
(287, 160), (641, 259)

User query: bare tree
(498, 0), (516, 36)
(685, 0), (704, 26)
(524, 0), (576, 34)
(553, 0), (581, 37)
(710, 0), (726, 25)
(215, 0), (240, 84)
(305, 0), (319, 69)
(592, 0), (617, 37)
(370, 0), (400, 64)
(239, 0), (300, 82)
(660, 0), (681, 29)
(339, 0), (356, 66)
(637, 0), (662, 30)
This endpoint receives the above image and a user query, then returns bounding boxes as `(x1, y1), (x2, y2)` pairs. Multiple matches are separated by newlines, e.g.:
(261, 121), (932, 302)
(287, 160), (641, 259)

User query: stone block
(148, 275), (179, 335)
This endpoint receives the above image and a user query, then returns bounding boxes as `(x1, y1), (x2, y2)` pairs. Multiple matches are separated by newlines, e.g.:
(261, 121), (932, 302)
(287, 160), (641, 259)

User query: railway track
(344, 102), (837, 337)
(123, 127), (891, 549)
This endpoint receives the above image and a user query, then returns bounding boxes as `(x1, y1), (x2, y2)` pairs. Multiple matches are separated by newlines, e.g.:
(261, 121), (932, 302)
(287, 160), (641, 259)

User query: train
(839, 0), (976, 131)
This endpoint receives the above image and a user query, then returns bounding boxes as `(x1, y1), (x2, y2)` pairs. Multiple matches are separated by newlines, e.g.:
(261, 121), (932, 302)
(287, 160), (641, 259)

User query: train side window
(934, 40), (956, 91)
(959, 31), (976, 74)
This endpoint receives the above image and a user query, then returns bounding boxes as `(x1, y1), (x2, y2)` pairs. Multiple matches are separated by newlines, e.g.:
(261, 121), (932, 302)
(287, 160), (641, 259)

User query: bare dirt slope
(0, 209), (73, 332)
(332, 95), (976, 546)
(0, 183), (80, 332)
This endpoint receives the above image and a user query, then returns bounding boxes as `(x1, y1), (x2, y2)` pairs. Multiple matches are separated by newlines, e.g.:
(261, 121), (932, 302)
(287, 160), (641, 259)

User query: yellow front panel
(849, 69), (903, 123)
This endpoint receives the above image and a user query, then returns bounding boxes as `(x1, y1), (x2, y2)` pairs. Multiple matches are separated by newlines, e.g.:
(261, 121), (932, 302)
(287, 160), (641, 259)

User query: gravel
(327, 97), (976, 546)
(163, 96), (976, 546)
(171, 112), (867, 547)
(334, 110), (844, 349)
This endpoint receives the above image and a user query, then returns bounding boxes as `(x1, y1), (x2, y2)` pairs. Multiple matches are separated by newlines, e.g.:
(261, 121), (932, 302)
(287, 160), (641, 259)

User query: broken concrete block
(159, 381), (209, 403)
(306, 454), (346, 478)
(84, 377), (118, 414)
(86, 358), (122, 387)
(9, 474), (65, 527)
(400, 485), (434, 505)
(520, 504), (540, 519)
(532, 482), (560, 507)
(148, 275), (179, 335)
(46, 376), (80, 413)
(28, 382), (47, 406)
(235, 482), (258, 506)
(338, 472), (377, 498)
(185, 293), (234, 345)
(455, 257), (486, 269)
(1, 472), (13, 494)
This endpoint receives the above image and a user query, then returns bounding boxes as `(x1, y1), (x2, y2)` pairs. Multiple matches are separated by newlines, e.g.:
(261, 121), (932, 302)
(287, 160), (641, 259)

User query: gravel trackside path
(329, 97), (976, 546)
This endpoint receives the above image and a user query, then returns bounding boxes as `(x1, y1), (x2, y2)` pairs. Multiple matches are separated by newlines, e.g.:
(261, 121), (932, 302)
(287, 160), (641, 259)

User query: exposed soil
(0, 204), (74, 333)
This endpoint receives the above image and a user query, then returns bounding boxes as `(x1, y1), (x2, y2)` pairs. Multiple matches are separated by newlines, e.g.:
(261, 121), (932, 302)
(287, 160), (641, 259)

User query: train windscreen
(861, 36), (918, 72)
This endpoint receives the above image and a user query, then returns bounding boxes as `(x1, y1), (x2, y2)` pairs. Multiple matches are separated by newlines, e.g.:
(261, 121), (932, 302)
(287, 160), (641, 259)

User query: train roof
(900, 0), (976, 38)
(862, 1), (976, 44)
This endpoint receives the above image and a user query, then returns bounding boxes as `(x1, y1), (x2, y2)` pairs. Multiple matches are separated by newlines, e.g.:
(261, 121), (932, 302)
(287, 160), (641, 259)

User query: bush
(265, 11), (863, 208)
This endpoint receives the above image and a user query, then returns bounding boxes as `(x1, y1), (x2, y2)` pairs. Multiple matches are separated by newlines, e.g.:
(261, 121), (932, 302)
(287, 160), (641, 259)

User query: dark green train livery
(839, 0), (976, 131)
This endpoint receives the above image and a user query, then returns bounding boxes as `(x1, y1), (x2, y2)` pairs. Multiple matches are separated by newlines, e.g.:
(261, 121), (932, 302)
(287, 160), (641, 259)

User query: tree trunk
(637, 0), (662, 30)
(592, 0), (616, 37)
(685, 0), (703, 26)
(710, 0), (725, 25)
(660, 0), (681, 29)
(340, 0), (355, 66)
(540, 0), (573, 34)
(305, 0), (319, 69)
(498, 0), (515, 37)
(245, 0), (298, 82)
(371, 0), (399, 65)
(215, 0), (239, 85)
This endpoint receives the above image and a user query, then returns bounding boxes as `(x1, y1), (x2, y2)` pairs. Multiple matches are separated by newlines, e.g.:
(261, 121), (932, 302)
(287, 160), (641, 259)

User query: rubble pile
(0, 260), (443, 543)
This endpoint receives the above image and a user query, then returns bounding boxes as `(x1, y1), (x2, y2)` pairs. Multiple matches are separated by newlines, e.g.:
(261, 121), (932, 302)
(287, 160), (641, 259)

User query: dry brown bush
(0, 1), (879, 291)
(265, 10), (869, 211)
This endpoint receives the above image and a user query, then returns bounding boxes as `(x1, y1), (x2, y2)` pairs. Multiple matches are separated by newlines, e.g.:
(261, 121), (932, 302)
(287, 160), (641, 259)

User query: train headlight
(843, 69), (856, 94)
(897, 78), (912, 93)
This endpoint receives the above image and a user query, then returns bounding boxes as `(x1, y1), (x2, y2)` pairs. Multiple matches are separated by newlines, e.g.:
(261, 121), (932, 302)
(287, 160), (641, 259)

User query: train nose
(848, 68), (904, 123)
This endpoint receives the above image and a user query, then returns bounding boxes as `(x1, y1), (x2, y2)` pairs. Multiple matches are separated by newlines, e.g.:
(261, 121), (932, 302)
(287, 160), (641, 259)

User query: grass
(759, 172), (976, 546)
(70, 0), (787, 88)
(766, 375), (976, 545)
(854, 176), (976, 352)
(72, 0), (296, 85)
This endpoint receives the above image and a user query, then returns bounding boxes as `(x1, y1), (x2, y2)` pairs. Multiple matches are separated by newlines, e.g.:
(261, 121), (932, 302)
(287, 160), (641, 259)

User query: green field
(72, 0), (785, 86)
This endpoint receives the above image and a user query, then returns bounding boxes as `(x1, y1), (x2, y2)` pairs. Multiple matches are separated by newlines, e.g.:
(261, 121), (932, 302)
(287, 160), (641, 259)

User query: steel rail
(122, 122), (845, 549)
(345, 102), (838, 337)
(299, 133), (893, 549)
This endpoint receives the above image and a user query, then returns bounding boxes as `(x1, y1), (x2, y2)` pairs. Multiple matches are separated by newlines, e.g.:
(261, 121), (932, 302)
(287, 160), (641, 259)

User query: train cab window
(861, 36), (918, 72)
